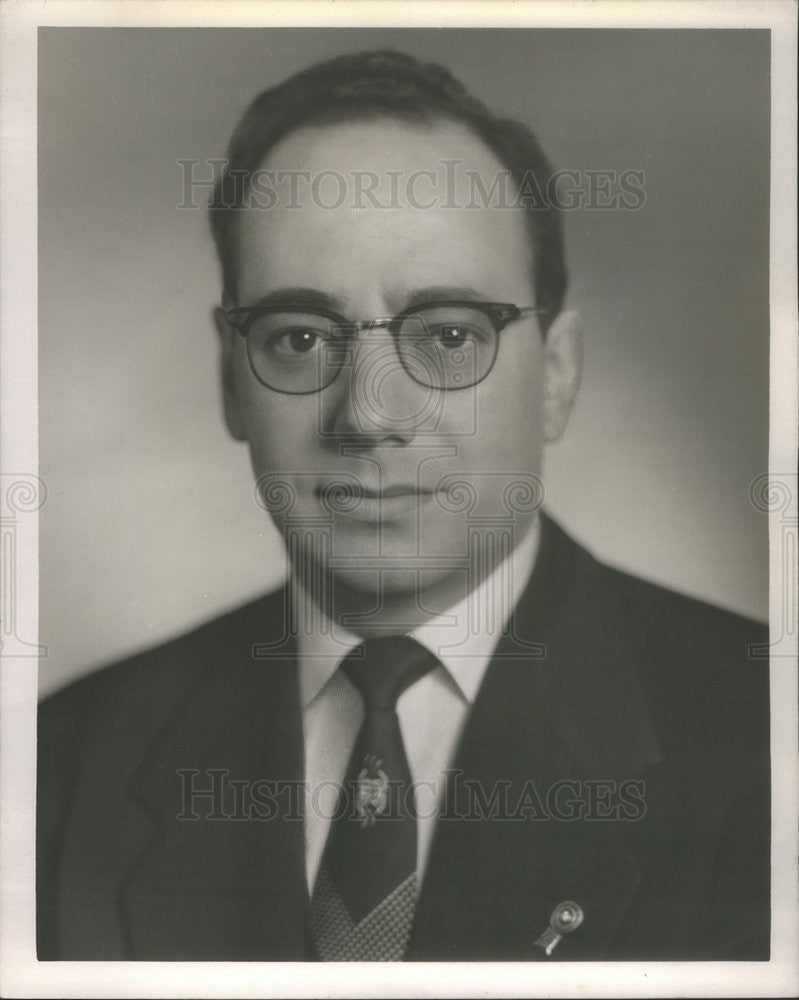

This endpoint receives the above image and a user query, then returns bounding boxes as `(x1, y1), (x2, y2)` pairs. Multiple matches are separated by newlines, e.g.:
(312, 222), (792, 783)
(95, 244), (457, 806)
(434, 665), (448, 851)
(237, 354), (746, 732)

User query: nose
(324, 327), (439, 445)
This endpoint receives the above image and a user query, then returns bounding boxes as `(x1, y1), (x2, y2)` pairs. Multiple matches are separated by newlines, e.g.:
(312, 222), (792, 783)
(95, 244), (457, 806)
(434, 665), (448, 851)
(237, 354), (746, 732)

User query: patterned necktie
(310, 635), (439, 961)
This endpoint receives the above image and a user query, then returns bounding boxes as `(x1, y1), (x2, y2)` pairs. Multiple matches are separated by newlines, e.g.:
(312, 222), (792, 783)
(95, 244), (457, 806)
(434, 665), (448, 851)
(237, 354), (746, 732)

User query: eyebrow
(397, 286), (489, 312)
(250, 287), (345, 312)
(247, 284), (490, 316)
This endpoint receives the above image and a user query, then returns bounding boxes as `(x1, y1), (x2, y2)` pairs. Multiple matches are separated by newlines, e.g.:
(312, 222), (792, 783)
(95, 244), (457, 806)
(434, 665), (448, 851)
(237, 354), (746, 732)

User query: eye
(406, 306), (495, 350)
(248, 311), (338, 369)
(287, 329), (319, 352)
(428, 322), (484, 348)
(427, 320), (489, 351)
(269, 326), (325, 357)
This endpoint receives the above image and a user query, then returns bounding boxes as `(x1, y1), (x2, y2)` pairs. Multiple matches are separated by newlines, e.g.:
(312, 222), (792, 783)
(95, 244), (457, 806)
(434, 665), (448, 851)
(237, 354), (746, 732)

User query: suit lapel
(121, 595), (310, 959)
(409, 515), (662, 960)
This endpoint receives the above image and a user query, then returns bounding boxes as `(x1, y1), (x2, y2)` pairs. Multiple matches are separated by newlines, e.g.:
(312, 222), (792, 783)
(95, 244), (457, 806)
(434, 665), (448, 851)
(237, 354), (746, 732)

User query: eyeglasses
(224, 299), (546, 395)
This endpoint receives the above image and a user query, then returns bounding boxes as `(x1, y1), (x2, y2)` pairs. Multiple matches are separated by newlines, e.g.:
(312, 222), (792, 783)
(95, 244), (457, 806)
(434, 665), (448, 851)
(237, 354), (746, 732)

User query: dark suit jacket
(37, 515), (770, 960)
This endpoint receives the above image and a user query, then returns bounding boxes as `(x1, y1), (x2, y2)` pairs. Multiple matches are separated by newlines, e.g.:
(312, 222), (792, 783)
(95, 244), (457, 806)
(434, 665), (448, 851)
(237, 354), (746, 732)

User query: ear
(213, 301), (248, 441)
(542, 309), (583, 443)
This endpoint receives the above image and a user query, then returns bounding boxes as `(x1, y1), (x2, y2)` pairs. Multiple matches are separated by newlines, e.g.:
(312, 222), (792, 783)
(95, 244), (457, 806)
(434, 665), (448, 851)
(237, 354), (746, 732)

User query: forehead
(235, 118), (535, 309)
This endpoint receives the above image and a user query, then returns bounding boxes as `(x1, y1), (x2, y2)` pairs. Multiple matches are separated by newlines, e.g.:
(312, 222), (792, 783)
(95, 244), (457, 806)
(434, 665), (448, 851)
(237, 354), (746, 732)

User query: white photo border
(1, 1), (796, 997)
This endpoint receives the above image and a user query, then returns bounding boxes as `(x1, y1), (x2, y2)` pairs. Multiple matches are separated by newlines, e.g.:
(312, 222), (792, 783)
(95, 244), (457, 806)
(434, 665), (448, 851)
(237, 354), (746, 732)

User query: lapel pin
(535, 900), (584, 956)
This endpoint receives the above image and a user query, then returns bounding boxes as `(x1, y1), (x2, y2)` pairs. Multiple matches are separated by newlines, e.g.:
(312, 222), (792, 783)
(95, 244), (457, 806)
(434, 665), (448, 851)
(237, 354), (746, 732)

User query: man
(37, 49), (769, 961)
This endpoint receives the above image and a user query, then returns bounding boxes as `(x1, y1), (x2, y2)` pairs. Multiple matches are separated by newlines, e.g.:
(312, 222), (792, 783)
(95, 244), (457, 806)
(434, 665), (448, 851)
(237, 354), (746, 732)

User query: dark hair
(209, 49), (567, 329)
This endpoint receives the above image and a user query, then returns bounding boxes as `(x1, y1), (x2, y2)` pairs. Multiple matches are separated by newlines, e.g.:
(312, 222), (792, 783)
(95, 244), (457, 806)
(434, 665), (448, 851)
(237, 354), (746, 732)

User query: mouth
(364, 485), (420, 499)
(315, 482), (435, 522)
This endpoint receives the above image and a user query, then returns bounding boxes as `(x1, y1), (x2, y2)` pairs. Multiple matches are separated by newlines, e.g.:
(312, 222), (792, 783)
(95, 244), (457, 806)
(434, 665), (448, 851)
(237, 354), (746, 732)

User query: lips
(364, 485), (422, 499)
(315, 481), (435, 521)
(315, 483), (430, 500)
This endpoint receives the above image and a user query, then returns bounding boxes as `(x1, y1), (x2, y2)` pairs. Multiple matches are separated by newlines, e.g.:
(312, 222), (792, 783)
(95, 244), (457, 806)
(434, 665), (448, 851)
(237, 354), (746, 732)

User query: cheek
(239, 399), (324, 529)
(471, 334), (545, 466)
(243, 403), (316, 473)
(235, 358), (320, 475)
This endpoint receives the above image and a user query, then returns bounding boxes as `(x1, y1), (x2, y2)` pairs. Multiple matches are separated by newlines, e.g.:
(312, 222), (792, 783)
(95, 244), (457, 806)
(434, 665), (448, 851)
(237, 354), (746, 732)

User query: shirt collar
(294, 518), (540, 708)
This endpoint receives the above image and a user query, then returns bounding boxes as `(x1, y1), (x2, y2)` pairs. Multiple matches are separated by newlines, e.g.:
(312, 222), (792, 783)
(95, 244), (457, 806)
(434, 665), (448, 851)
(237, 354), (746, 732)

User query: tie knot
(342, 635), (438, 711)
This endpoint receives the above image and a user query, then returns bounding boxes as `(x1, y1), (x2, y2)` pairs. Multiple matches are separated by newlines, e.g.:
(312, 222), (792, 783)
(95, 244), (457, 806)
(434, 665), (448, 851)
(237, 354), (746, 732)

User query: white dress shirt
(294, 520), (540, 892)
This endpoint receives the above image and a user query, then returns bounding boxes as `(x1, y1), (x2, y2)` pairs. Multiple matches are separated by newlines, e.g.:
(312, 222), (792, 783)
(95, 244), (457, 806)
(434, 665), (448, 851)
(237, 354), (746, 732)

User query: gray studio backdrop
(38, 28), (770, 696)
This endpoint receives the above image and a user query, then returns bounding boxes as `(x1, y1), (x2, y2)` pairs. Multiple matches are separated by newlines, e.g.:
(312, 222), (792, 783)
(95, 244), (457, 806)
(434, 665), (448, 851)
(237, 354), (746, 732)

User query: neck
(289, 518), (540, 639)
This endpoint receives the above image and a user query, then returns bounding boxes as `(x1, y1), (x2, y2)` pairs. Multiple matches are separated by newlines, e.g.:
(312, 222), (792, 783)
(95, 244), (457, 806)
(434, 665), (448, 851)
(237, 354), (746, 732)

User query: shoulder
(610, 560), (767, 748)
(544, 512), (766, 657)
(39, 588), (289, 743)
(599, 551), (767, 677)
(544, 514), (769, 751)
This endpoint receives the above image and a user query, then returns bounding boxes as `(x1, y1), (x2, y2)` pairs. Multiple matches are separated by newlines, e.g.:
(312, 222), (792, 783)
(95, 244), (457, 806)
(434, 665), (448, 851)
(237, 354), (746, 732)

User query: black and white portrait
(1, 3), (796, 997)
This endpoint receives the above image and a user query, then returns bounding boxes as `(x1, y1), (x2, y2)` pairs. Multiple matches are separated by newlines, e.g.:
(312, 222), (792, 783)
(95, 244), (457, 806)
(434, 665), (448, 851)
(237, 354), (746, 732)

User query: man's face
(219, 117), (580, 616)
